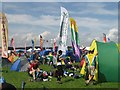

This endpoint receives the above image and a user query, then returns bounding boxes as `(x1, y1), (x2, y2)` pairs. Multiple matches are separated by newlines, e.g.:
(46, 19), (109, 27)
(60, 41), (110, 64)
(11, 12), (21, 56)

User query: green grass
(2, 64), (120, 89)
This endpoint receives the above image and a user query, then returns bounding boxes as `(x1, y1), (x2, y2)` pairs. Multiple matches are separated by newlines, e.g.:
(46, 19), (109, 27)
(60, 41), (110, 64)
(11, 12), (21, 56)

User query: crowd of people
(7, 47), (98, 85)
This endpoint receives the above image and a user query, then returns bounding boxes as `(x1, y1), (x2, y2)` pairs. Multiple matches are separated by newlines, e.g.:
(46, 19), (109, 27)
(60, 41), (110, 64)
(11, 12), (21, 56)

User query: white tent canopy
(27, 48), (40, 52)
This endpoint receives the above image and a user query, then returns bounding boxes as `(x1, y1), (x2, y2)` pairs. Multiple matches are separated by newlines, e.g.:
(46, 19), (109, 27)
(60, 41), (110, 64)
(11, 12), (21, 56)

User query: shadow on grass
(63, 78), (74, 83)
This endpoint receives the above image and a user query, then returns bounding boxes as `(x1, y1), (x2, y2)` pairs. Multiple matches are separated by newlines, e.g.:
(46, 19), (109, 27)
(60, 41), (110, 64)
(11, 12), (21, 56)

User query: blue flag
(31, 40), (34, 52)
(107, 38), (110, 42)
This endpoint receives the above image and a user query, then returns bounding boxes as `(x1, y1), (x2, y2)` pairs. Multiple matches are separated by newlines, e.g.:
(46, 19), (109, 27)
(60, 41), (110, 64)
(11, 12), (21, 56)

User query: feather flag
(58, 7), (69, 55)
(10, 38), (16, 52)
(0, 13), (8, 58)
(103, 33), (107, 43)
(24, 43), (26, 53)
(70, 18), (81, 62)
(53, 38), (56, 52)
(31, 40), (34, 52)
(10, 38), (13, 47)
(40, 35), (43, 51)
(34, 36), (36, 48)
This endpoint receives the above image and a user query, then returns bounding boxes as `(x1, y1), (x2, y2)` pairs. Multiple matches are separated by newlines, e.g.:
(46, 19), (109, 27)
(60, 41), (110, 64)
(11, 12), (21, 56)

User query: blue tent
(39, 49), (52, 56)
(10, 59), (21, 72)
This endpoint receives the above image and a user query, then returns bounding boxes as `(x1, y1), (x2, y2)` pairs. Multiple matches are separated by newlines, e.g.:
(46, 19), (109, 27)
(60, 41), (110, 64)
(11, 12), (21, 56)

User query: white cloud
(3, 3), (18, 9)
(7, 31), (53, 47)
(26, 33), (35, 41)
(40, 31), (51, 38)
(75, 17), (117, 32)
(6, 13), (60, 26)
(107, 28), (118, 42)
(86, 3), (117, 16)
(1, 2), (118, 48)
(9, 32), (35, 47)
(70, 3), (117, 16)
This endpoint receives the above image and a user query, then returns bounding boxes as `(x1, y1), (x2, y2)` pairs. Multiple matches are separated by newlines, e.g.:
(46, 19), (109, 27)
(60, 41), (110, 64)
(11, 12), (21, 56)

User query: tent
(10, 58), (29, 72)
(40, 49), (53, 56)
(80, 40), (120, 82)
(20, 62), (29, 72)
(10, 59), (21, 71)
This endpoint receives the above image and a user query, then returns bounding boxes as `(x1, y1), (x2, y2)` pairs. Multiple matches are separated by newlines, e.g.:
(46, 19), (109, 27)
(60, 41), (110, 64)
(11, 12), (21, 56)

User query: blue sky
(0, 2), (118, 47)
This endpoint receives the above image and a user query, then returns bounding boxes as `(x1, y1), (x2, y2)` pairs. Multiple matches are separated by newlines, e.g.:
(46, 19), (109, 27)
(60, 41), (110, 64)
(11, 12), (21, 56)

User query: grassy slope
(2, 64), (119, 89)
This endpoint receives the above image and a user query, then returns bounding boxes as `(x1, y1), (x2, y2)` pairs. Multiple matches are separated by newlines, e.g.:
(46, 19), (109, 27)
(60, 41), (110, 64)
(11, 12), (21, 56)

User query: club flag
(31, 40), (34, 52)
(0, 13), (8, 58)
(34, 36), (36, 48)
(107, 38), (110, 42)
(40, 35), (43, 51)
(10, 38), (13, 47)
(58, 7), (69, 55)
(103, 33), (107, 43)
(53, 38), (56, 52)
(24, 43), (26, 53)
(11, 38), (16, 52)
(70, 18), (81, 62)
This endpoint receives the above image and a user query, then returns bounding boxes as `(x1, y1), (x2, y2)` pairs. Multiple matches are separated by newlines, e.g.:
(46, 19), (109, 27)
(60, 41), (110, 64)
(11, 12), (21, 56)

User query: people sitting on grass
(28, 60), (40, 81)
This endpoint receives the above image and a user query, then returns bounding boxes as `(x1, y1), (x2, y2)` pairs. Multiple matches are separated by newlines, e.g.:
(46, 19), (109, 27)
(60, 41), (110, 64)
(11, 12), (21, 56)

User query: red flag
(24, 43), (26, 53)
(10, 38), (13, 46)
(53, 39), (56, 52)
(11, 38), (16, 52)
(103, 33), (107, 43)
(40, 35), (43, 51)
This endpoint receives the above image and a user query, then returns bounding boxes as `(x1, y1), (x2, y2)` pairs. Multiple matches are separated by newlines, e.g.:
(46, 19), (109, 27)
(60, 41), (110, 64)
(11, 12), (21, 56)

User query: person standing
(48, 52), (53, 66)
(84, 49), (97, 85)
(56, 50), (64, 84)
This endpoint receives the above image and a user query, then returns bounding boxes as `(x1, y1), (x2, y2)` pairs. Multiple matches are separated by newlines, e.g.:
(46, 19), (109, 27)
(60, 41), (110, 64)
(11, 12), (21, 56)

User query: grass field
(2, 63), (120, 89)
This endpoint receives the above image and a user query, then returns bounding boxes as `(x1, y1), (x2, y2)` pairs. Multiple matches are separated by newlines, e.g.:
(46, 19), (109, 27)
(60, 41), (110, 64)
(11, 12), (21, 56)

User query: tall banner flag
(34, 36), (36, 48)
(24, 43), (26, 54)
(70, 18), (81, 62)
(10, 38), (16, 52)
(58, 7), (69, 55)
(103, 33), (107, 43)
(10, 38), (12, 47)
(31, 40), (34, 52)
(53, 38), (56, 52)
(40, 35), (43, 51)
(0, 13), (8, 58)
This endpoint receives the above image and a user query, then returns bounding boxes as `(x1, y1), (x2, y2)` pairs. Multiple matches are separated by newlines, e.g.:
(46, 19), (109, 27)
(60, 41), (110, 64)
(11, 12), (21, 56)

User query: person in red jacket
(28, 60), (40, 81)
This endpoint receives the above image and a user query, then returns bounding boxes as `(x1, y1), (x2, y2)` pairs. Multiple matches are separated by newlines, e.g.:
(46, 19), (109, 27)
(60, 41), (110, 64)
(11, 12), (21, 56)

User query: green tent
(90, 40), (120, 82)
